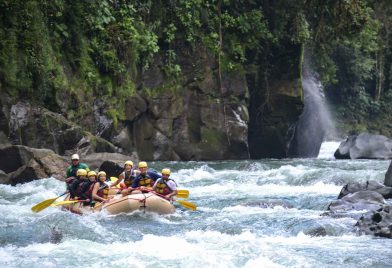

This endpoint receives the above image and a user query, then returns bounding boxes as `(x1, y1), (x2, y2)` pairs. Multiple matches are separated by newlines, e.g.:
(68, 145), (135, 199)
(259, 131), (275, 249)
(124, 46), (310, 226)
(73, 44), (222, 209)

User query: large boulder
(337, 181), (392, 199)
(385, 160), (392, 187)
(355, 205), (392, 238)
(326, 190), (386, 219)
(0, 145), (68, 185)
(334, 133), (392, 159)
(98, 160), (125, 178)
(84, 153), (138, 172)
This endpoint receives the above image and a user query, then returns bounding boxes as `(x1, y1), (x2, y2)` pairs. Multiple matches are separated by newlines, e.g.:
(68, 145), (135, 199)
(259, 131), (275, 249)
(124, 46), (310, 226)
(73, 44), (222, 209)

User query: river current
(1, 142), (392, 268)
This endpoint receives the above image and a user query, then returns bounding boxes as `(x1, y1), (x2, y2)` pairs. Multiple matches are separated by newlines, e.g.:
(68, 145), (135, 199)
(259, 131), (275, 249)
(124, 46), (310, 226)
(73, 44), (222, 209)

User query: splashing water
(0, 159), (391, 267)
(289, 50), (337, 158)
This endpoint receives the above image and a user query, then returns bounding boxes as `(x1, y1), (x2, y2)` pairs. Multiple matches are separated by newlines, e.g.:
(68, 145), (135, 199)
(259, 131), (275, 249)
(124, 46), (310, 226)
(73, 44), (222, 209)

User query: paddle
(51, 200), (88, 206)
(176, 190), (189, 199)
(31, 192), (67, 213)
(151, 191), (197, 211)
(174, 199), (197, 211)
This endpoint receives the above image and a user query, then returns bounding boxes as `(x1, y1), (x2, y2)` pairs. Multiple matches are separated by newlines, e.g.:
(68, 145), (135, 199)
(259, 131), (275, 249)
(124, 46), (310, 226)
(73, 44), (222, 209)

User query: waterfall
(288, 49), (337, 157)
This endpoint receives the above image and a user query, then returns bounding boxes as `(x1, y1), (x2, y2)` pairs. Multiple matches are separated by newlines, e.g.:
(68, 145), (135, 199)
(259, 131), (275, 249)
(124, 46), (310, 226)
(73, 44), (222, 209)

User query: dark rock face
(6, 102), (119, 156)
(0, 145), (68, 185)
(334, 133), (392, 159)
(326, 190), (386, 219)
(99, 160), (125, 178)
(84, 153), (137, 173)
(355, 205), (392, 238)
(337, 181), (392, 199)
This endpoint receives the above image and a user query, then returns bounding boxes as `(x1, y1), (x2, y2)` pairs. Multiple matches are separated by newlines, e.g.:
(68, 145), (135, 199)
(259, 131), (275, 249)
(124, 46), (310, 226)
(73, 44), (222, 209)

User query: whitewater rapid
(1, 155), (392, 267)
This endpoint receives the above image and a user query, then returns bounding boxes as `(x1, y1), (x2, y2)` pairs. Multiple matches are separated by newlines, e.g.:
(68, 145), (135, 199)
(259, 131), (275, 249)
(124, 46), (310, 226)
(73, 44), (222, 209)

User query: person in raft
(65, 154), (89, 179)
(131, 161), (161, 192)
(75, 170), (97, 206)
(110, 160), (138, 190)
(152, 168), (178, 199)
(91, 171), (112, 203)
(66, 168), (88, 199)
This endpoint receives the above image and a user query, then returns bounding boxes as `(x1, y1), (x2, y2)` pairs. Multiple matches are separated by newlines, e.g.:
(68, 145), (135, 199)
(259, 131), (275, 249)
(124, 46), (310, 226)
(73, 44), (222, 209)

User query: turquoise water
(1, 156), (392, 267)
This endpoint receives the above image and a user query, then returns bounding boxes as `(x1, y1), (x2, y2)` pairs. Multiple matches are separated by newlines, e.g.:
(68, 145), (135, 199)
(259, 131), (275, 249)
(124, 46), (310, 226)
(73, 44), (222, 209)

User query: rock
(84, 153), (138, 172)
(125, 94), (148, 122)
(385, 160), (392, 187)
(0, 131), (10, 145)
(334, 133), (392, 159)
(0, 145), (68, 185)
(326, 190), (386, 219)
(337, 181), (392, 199)
(0, 170), (10, 184)
(99, 160), (125, 178)
(303, 226), (328, 237)
(355, 205), (392, 238)
(93, 99), (114, 139)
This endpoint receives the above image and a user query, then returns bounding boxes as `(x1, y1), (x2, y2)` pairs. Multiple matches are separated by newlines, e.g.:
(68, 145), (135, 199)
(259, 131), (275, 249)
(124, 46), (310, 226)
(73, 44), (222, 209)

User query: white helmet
(71, 154), (80, 160)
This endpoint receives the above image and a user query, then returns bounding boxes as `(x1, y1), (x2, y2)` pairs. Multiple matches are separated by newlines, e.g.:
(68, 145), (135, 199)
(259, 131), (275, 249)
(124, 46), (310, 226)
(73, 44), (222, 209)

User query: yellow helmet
(87, 171), (97, 177)
(97, 171), (107, 177)
(77, 169), (87, 176)
(124, 160), (134, 167)
(138, 161), (148, 168)
(162, 168), (171, 175)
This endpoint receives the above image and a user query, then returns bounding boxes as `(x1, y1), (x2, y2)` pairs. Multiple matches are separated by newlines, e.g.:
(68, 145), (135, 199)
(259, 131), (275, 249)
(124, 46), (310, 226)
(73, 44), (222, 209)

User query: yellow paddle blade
(52, 200), (81, 206)
(175, 200), (197, 211)
(31, 196), (59, 213)
(175, 192), (189, 198)
(177, 189), (189, 195)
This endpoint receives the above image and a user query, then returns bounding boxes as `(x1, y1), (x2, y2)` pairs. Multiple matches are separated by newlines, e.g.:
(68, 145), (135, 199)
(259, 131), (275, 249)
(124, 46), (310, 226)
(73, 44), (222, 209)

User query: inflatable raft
(63, 192), (176, 215)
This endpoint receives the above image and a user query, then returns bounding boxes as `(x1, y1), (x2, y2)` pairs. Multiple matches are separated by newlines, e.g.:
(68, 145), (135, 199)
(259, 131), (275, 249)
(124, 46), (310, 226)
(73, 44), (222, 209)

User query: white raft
(63, 192), (175, 215)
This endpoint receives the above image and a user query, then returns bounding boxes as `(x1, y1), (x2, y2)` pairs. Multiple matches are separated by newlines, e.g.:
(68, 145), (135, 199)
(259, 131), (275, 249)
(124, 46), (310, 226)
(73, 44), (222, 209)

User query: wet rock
(338, 181), (392, 199)
(326, 190), (385, 219)
(334, 133), (392, 159)
(303, 226), (328, 237)
(385, 160), (392, 187)
(0, 145), (68, 185)
(355, 205), (392, 238)
(0, 170), (10, 184)
(99, 160), (126, 178)
(84, 153), (138, 173)
(93, 99), (113, 139)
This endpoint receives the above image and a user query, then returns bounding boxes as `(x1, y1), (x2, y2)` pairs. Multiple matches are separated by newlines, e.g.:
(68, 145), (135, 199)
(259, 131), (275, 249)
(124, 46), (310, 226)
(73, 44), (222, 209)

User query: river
(1, 142), (392, 267)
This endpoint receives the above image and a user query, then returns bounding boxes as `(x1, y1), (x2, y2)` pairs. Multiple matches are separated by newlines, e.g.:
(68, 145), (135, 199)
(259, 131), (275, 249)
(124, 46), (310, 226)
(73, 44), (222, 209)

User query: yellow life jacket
(138, 175), (153, 187)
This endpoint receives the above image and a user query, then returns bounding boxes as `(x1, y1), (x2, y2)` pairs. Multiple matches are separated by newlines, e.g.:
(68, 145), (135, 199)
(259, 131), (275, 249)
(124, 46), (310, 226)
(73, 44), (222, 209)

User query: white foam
(191, 181), (341, 198)
(317, 141), (341, 159)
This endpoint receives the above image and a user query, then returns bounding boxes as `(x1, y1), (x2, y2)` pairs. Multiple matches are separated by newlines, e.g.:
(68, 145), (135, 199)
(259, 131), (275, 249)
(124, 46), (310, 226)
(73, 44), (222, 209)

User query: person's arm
(111, 172), (124, 187)
(92, 182), (106, 202)
(69, 179), (79, 198)
(81, 163), (90, 172)
(131, 177), (140, 188)
(166, 180), (178, 199)
(152, 179), (160, 191)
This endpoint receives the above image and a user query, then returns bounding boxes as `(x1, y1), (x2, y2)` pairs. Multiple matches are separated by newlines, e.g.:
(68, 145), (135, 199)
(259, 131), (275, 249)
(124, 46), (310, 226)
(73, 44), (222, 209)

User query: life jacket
(74, 180), (90, 197)
(84, 183), (95, 200)
(155, 178), (175, 195)
(123, 171), (134, 187)
(137, 174), (154, 187)
(97, 182), (109, 199)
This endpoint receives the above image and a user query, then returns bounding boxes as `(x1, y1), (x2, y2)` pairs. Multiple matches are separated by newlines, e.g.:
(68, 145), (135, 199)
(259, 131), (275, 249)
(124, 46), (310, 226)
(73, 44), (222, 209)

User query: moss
(200, 127), (224, 149)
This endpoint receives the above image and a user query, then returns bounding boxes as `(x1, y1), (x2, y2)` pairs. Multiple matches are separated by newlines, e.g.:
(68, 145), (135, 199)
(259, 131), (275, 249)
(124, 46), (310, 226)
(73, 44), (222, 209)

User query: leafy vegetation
(0, 0), (392, 135)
